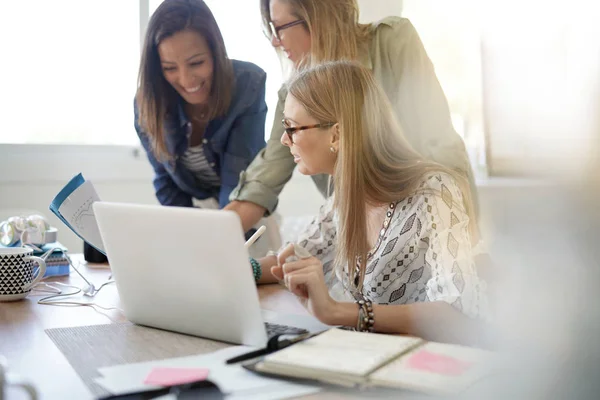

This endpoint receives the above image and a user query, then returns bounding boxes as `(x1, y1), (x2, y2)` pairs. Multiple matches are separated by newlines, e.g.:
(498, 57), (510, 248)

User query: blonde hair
(260, 0), (371, 69)
(287, 61), (477, 290)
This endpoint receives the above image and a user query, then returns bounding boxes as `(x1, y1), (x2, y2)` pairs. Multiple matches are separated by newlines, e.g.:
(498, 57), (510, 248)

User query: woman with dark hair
(135, 0), (267, 220)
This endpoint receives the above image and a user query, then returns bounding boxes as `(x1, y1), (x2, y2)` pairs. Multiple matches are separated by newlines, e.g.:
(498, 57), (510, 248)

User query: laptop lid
(93, 202), (268, 347)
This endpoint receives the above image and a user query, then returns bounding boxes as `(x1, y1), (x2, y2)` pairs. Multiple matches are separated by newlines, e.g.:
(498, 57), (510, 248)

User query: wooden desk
(0, 255), (316, 400)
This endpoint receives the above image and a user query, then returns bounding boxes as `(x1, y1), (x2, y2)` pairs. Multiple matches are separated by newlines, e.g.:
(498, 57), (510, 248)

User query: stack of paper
(95, 346), (321, 400)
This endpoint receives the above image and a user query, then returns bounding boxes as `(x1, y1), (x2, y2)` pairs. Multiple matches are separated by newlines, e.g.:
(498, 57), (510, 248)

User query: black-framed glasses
(282, 119), (336, 144)
(268, 20), (305, 41)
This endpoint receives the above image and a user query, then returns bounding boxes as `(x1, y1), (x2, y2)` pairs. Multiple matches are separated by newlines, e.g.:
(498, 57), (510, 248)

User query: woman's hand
(271, 244), (338, 324)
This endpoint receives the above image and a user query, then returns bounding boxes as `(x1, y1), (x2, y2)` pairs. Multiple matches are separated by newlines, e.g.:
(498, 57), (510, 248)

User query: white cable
(26, 246), (110, 297)
(64, 252), (100, 296)
(33, 279), (122, 320)
(23, 244), (62, 261)
(25, 246), (122, 320)
(32, 282), (62, 294)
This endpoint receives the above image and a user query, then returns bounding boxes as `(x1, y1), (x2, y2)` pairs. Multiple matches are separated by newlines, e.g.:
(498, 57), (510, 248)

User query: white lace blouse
(291, 173), (489, 320)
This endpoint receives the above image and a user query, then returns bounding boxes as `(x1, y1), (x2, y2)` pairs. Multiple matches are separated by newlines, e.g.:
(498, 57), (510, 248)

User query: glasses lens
(269, 22), (279, 40)
(281, 120), (292, 143)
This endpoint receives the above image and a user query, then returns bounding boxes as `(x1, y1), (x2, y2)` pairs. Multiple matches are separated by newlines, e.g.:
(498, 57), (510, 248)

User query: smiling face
(281, 94), (338, 176)
(269, 0), (311, 66)
(158, 30), (214, 105)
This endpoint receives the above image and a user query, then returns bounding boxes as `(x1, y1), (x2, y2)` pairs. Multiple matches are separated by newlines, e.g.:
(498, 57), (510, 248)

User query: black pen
(226, 332), (314, 364)
(225, 347), (272, 365)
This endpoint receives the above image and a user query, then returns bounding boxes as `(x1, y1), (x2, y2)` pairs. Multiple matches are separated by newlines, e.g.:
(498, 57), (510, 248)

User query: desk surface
(0, 255), (329, 400)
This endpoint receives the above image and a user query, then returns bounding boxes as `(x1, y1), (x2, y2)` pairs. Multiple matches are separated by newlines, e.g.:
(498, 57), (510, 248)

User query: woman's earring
(330, 146), (336, 153)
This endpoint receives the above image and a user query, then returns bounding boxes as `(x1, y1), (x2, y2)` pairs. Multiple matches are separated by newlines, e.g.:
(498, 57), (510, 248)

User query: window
(404, 0), (600, 176)
(0, 1), (140, 145)
(0, 1), (281, 146)
(402, 0), (487, 177)
(479, 0), (599, 176)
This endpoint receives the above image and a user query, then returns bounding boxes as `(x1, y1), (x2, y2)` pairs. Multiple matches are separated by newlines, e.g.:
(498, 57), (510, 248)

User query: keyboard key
(265, 322), (308, 338)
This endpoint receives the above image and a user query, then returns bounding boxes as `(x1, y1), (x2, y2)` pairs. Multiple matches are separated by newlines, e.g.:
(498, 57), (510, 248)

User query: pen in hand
(244, 225), (266, 249)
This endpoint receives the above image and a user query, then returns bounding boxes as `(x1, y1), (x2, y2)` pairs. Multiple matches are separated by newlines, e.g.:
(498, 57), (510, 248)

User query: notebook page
(369, 341), (494, 395)
(57, 180), (105, 253)
(263, 329), (423, 377)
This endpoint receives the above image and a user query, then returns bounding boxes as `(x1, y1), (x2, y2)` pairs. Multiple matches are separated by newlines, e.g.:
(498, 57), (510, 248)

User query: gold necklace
(367, 202), (396, 259)
(186, 104), (210, 122)
(192, 110), (208, 121)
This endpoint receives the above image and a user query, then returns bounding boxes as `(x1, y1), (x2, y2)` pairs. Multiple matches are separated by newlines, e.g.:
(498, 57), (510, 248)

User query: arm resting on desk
(327, 301), (494, 348)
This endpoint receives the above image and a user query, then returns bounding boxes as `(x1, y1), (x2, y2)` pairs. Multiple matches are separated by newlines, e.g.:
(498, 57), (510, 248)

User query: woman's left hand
(271, 244), (338, 324)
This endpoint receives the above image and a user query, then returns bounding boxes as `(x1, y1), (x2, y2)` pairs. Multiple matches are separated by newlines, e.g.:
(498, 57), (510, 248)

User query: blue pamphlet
(49, 173), (106, 255)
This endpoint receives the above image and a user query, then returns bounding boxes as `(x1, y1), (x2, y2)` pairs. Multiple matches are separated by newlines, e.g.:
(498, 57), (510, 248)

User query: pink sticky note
(144, 367), (210, 386)
(407, 350), (473, 376)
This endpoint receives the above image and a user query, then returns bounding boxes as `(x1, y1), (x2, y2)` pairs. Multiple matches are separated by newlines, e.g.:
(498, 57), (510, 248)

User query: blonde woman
(226, 0), (477, 237)
(253, 61), (488, 345)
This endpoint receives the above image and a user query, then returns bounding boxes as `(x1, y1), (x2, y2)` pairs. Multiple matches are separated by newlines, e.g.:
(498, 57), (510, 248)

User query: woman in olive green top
(225, 0), (477, 233)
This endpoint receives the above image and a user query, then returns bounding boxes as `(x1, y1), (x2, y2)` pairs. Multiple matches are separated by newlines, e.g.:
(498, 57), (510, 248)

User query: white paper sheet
(57, 180), (105, 252)
(225, 382), (320, 400)
(97, 347), (249, 378)
(95, 346), (321, 397)
(94, 377), (320, 400)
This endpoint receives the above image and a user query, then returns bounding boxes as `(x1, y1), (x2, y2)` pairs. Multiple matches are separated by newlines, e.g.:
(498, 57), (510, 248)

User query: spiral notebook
(247, 328), (495, 396)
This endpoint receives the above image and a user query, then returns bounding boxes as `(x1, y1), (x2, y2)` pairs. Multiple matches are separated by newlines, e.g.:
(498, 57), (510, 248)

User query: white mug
(0, 356), (38, 400)
(0, 247), (46, 302)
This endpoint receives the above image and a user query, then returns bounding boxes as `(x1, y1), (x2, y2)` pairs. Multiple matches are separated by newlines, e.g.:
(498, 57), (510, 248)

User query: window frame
(0, 1), (146, 184)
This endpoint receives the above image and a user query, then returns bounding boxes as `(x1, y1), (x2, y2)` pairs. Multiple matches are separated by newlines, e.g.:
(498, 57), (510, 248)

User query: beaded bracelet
(356, 304), (365, 331)
(249, 257), (261, 282)
(356, 297), (375, 332)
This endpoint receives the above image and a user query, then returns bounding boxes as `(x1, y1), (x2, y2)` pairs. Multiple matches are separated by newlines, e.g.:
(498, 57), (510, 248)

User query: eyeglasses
(268, 19), (305, 41)
(282, 119), (336, 144)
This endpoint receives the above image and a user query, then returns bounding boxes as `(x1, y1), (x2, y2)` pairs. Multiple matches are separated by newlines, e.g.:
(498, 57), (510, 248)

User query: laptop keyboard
(265, 322), (308, 338)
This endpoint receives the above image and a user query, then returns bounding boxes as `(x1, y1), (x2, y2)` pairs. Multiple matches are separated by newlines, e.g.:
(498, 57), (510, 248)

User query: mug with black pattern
(0, 247), (46, 302)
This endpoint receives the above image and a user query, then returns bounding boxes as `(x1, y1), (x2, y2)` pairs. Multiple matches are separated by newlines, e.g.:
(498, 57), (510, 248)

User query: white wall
(358, 0), (403, 21)
(0, 141), (547, 259)
(0, 144), (325, 253)
(481, 0), (600, 176)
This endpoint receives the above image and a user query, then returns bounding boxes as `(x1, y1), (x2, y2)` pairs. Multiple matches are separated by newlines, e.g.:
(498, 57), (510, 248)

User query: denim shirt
(135, 60), (267, 209)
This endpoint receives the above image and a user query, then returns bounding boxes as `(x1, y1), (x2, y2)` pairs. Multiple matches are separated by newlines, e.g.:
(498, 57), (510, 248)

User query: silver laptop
(93, 201), (329, 347)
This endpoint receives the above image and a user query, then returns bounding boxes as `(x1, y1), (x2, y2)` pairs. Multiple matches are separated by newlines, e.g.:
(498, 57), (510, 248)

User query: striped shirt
(180, 144), (221, 189)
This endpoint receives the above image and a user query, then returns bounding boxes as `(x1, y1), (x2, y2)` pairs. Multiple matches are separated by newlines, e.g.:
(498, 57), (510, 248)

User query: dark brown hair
(136, 0), (233, 160)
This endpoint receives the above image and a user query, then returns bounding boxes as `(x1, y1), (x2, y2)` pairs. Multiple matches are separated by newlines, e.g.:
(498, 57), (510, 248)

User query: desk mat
(45, 323), (231, 398)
